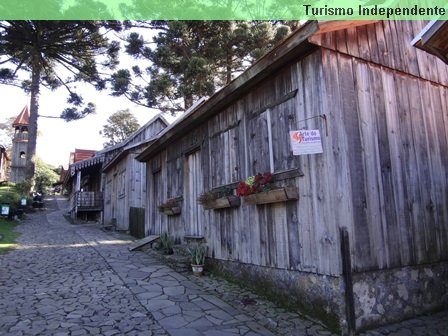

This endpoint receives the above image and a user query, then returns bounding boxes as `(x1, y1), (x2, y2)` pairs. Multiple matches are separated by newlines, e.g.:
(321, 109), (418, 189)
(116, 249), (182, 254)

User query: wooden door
(152, 170), (163, 235)
(103, 177), (112, 225)
(185, 150), (203, 236)
(111, 173), (117, 220)
(129, 207), (145, 238)
(116, 169), (126, 229)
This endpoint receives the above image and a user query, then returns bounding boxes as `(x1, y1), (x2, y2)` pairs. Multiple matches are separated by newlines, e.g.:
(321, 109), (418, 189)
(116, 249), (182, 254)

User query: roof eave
(96, 114), (170, 156)
(412, 20), (448, 64)
(102, 138), (156, 173)
(136, 20), (319, 162)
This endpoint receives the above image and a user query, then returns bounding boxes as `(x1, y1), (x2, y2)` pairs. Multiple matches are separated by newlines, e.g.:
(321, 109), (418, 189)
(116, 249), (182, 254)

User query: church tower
(10, 106), (30, 183)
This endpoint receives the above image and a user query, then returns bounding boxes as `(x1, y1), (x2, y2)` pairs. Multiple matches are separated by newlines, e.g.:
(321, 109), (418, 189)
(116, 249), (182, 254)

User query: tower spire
(12, 105), (30, 128)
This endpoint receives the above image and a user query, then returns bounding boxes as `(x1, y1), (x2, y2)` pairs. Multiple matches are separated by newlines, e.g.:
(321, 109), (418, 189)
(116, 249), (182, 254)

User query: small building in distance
(64, 148), (104, 221)
(64, 114), (168, 226)
(101, 114), (168, 236)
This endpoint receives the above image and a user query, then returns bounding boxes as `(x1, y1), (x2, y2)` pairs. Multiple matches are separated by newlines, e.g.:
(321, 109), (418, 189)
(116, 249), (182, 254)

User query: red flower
(237, 182), (252, 197)
(237, 172), (273, 197)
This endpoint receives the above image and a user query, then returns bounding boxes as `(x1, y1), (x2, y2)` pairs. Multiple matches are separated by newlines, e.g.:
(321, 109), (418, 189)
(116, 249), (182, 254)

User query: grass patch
(0, 218), (20, 254)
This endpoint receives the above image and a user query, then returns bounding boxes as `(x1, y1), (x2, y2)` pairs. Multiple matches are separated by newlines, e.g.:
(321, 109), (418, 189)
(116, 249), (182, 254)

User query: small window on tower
(20, 151), (26, 159)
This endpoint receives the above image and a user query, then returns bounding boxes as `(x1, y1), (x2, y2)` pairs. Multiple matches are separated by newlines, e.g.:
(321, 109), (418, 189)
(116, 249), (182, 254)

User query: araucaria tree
(110, 21), (291, 114)
(0, 21), (122, 183)
(100, 109), (140, 147)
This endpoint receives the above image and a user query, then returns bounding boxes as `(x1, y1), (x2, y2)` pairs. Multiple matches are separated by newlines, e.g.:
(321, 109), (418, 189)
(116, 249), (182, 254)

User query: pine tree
(100, 109), (140, 147)
(110, 21), (291, 114)
(0, 20), (122, 182)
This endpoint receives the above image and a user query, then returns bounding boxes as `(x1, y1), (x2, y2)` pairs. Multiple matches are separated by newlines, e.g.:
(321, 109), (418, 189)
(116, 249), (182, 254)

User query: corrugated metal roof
(13, 106), (30, 127)
(67, 154), (105, 181)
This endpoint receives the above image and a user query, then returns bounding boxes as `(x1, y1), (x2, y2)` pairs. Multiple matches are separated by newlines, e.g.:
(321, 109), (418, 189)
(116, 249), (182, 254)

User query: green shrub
(0, 183), (26, 215)
(158, 232), (175, 254)
(0, 184), (21, 206)
(14, 180), (33, 195)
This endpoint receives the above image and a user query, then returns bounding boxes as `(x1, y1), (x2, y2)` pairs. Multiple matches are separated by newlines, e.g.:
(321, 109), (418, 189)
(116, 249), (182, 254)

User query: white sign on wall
(290, 130), (323, 155)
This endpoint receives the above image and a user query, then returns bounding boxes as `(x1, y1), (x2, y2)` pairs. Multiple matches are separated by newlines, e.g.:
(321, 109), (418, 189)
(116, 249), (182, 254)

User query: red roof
(70, 149), (96, 164)
(13, 106), (30, 127)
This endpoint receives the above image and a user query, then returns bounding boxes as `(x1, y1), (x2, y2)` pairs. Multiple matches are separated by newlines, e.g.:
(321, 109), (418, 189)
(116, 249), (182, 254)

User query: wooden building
(65, 115), (167, 223)
(135, 21), (448, 333)
(64, 149), (104, 220)
(102, 115), (168, 235)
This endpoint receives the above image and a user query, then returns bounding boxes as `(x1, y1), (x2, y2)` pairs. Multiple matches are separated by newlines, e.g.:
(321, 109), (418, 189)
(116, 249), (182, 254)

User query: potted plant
(158, 197), (181, 215)
(197, 187), (240, 210)
(187, 243), (207, 276)
(237, 172), (298, 205)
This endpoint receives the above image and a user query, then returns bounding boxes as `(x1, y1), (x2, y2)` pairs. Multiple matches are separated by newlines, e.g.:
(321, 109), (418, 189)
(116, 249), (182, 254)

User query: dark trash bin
(32, 193), (44, 208)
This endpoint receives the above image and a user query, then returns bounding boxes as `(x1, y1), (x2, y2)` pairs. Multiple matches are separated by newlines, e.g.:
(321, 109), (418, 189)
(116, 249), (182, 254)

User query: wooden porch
(74, 191), (103, 212)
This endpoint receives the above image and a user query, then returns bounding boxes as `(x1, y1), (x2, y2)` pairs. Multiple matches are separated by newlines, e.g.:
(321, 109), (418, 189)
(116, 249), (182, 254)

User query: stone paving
(0, 199), (166, 336)
(0, 196), (447, 336)
(152, 254), (448, 336)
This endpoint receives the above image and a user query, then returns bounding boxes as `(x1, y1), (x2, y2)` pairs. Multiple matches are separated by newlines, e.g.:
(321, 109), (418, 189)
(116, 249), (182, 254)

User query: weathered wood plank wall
(310, 21), (448, 87)
(102, 117), (166, 231)
(145, 51), (344, 276)
(144, 21), (447, 276)
(128, 153), (146, 209)
(317, 21), (448, 271)
(128, 118), (167, 146)
(103, 159), (127, 230)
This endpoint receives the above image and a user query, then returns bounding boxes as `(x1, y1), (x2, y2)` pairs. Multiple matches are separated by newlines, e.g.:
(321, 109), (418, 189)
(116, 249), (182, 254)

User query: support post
(340, 227), (356, 335)
(76, 171), (81, 192)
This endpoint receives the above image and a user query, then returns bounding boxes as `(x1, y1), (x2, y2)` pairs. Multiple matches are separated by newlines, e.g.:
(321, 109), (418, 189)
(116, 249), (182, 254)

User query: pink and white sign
(290, 130), (323, 155)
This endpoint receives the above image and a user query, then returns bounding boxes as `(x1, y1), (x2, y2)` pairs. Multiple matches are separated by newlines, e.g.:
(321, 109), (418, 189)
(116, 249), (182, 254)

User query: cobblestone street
(0, 196), (447, 336)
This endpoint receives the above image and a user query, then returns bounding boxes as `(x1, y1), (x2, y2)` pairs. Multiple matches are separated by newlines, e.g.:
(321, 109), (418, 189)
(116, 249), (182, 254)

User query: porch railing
(75, 191), (103, 211)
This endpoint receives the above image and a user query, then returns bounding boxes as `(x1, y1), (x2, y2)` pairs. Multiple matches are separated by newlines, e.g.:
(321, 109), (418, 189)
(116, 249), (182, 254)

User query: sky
(0, 26), (177, 168)
(0, 81), (166, 168)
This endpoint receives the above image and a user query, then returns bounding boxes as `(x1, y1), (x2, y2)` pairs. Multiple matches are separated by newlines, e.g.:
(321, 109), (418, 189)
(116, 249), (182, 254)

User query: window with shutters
(246, 99), (298, 175)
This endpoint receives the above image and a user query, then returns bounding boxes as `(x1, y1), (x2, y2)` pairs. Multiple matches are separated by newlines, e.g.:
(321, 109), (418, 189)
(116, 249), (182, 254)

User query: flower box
(162, 206), (181, 216)
(242, 187), (299, 205)
(202, 195), (241, 210)
(158, 197), (182, 216)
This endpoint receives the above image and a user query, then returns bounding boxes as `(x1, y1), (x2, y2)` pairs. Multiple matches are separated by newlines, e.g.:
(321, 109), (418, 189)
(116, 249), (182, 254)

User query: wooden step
(129, 235), (160, 251)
